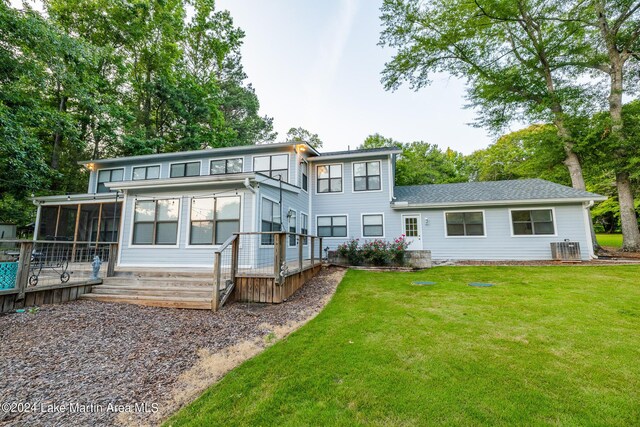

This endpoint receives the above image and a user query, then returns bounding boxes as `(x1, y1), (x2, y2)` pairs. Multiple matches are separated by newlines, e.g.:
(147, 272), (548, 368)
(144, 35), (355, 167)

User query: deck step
(102, 277), (214, 287)
(113, 269), (213, 279)
(92, 286), (213, 298)
(80, 293), (212, 310)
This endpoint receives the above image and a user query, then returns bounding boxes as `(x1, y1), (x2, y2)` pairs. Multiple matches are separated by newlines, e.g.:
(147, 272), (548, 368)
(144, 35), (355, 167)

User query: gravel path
(0, 267), (345, 427)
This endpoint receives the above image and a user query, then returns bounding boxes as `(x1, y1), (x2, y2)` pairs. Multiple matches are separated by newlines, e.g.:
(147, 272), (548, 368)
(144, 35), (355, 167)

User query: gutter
(308, 149), (402, 161)
(391, 196), (608, 209)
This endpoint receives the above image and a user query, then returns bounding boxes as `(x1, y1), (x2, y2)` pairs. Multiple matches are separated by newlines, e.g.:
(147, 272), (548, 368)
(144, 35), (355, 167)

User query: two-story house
(33, 142), (605, 268)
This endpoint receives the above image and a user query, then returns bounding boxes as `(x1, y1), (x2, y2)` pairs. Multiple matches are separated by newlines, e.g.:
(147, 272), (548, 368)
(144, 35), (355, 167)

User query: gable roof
(393, 179), (606, 207)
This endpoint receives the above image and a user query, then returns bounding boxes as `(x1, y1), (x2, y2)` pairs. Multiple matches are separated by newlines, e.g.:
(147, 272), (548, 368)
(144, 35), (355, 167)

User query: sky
(216, 0), (494, 154)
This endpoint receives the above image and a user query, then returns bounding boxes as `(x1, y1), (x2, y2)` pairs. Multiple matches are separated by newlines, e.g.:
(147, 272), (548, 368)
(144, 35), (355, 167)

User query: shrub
(336, 235), (409, 266)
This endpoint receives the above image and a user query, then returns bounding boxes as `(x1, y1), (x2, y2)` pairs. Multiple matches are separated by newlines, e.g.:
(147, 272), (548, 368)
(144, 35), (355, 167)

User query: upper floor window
(301, 161), (308, 191)
(254, 154), (288, 182)
(446, 211), (485, 237)
(132, 199), (179, 245)
(353, 161), (381, 191)
(511, 209), (555, 235)
(170, 162), (200, 178)
(261, 198), (281, 245)
(317, 164), (342, 193)
(210, 158), (243, 175)
(133, 165), (160, 181)
(97, 168), (124, 193)
(317, 215), (347, 237)
(189, 196), (241, 245)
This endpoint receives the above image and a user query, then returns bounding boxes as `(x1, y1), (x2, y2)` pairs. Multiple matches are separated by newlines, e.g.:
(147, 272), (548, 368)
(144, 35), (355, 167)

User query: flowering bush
(336, 235), (409, 266)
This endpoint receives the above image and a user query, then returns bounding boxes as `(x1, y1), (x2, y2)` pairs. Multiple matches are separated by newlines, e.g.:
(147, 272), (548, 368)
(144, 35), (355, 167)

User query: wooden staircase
(80, 269), (216, 309)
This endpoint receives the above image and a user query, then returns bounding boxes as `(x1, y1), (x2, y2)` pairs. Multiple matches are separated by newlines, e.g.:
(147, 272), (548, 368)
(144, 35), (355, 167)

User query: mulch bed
(0, 266), (345, 427)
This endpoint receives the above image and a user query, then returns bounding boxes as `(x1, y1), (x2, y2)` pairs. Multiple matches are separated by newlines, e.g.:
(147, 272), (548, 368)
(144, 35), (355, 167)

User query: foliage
(167, 266), (640, 426)
(336, 236), (409, 266)
(396, 142), (469, 186)
(284, 127), (323, 148)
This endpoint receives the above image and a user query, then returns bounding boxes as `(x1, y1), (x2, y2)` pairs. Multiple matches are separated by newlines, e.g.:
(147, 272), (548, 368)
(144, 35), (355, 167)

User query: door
(402, 215), (421, 250)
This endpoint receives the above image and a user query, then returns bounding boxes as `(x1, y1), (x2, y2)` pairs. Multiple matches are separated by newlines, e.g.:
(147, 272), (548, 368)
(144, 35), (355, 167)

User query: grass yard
(166, 266), (640, 426)
(597, 233), (623, 248)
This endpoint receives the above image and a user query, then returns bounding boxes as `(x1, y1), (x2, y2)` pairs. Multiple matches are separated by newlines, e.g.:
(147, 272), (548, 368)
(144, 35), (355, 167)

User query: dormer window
(133, 165), (160, 181)
(254, 154), (288, 182)
(97, 168), (124, 193)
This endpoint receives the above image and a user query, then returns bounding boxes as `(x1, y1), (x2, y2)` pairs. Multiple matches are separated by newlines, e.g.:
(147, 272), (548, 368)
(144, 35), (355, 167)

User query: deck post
(298, 235), (304, 272)
(274, 232), (286, 284)
(231, 235), (239, 284)
(212, 251), (221, 311)
(107, 243), (118, 277)
(319, 238), (323, 263)
(15, 241), (33, 300)
(310, 236), (315, 266)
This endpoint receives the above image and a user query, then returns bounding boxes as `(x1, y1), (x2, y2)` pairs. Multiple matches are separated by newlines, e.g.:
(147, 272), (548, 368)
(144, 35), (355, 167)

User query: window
(317, 164), (342, 193)
(170, 162), (200, 178)
(317, 215), (347, 237)
(353, 161), (381, 191)
(301, 213), (308, 245)
(254, 154), (288, 182)
(96, 168), (124, 193)
(301, 161), (308, 191)
(189, 196), (241, 245)
(132, 199), (179, 245)
(210, 158), (243, 175)
(132, 165), (160, 181)
(288, 210), (297, 246)
(261, 198), (281, 245)
(511, 209), (555, 235)
(446, 212), (485, 236)
(362, 214), (384, 237)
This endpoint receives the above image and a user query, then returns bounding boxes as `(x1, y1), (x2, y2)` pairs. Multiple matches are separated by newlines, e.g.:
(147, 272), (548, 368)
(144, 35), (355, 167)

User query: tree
(360, 133), (401, 149)
(396, 142), (469, 185)
(285, 127), (323, 148)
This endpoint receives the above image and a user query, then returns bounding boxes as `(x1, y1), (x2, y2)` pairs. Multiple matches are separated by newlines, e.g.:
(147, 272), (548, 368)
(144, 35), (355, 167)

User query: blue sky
(216, 0), (494, 154)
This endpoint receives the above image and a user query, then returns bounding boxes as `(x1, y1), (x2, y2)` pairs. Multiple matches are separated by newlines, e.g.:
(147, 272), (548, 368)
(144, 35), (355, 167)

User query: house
(32, 142), (606, 267)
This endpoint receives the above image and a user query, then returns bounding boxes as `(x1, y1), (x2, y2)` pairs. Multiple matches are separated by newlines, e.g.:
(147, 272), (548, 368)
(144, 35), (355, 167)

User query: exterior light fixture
(296, 144), (307, 152)
(86, 162), (95, 171)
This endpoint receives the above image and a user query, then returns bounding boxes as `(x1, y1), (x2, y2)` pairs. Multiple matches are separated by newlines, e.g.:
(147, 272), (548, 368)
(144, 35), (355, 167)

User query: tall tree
(285, 127), (323, 148)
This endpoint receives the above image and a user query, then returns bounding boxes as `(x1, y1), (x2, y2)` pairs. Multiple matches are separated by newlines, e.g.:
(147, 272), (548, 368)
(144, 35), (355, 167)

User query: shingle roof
(393, 179), (606, 205)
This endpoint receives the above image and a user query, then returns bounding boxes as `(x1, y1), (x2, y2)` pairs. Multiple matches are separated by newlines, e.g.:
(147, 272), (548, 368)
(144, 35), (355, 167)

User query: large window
(170, 162), (200, 178)
(317, 215), (347, 237)
(317, 164), (342, 193)
(362, 214), (384, 237)
(189, 196), (241, 245)
(288, 210), (297, 246)
(254, 154), (288, 182)
(132, 165), (160, 181)
(210, 158), (243, 175)
(38, 203), (122, 242)
(97, 168), (124, 193)
(511, 209), (555, 235)
(301, 161), (308, 191)
(132, 199), (179, 245)
(301, 213), (308, 245)
(353, 161), (381, 191)
(446, 212), (485, 237)
(261, 198), (281, 245)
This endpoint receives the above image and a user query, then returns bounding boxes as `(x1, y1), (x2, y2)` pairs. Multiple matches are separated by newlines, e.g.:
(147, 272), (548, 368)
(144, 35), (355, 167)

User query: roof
(310, 147), (402, 161)
(393, 179), (606, 207)
(78, 142), (319, 166)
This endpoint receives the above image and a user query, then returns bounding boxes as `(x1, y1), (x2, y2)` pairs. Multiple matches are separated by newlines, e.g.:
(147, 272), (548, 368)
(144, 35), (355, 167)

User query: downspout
(583, 200), (597, 259)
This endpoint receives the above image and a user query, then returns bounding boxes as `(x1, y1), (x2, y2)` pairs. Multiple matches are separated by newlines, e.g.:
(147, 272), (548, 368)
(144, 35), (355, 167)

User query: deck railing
(212, 232), (323, 310)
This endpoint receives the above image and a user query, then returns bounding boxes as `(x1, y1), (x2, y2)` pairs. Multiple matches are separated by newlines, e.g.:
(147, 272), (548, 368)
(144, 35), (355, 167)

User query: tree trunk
(616, 172), (640, 250)
(51, 84), (67, 172)
(144, 67), (152, 141)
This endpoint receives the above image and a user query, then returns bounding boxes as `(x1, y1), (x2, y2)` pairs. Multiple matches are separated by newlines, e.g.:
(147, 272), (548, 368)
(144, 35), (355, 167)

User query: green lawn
(166, 267), (640, 426)
(597, 233), (623, 248)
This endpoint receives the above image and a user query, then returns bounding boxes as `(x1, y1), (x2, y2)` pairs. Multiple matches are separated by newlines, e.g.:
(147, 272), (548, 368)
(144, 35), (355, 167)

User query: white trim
(287, 208), (298, 248)
(401, 213), (422, 250)
(127, 197), (182, 248)
(443, 210), (487, 239)
(388, 157), (393, 202)
(116, 192), (128, 267)
(392, 197), (606, 209)
(361, 212), (386, 238)
(314, 163), (344, 195)
(207, 156), (245, 176)
(168, 159), (204, 179)
(583, 202), (595, 259)
(259, 195), (281, 248)
(351, 160), (384, 194)
(508, 207), (558, 237)
(315, 214), (349, 239)
(131, 163), (162, 181)
(184, 193), (244, 248)
(96, 167), (125, 193)
(251, 153), (290, 184)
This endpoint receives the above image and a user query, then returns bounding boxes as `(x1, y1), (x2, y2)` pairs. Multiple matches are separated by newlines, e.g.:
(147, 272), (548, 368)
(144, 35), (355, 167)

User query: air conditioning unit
(550, 241), (581, 262)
